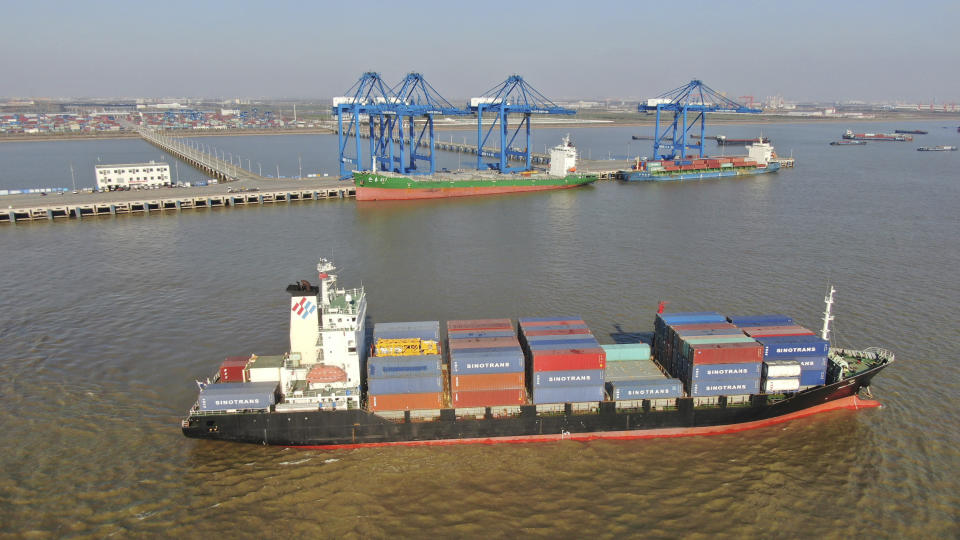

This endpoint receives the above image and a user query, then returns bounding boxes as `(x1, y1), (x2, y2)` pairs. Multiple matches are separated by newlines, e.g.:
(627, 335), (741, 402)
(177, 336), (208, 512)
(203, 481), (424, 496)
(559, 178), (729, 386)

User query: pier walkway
(2, 182), (355, 224)
(138, 128), (261, 183)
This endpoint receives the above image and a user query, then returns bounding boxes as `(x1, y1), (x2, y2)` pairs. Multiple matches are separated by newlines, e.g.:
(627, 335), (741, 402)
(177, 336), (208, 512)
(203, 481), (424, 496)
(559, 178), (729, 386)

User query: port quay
(1, 128), (631, 225)
(1, 128), (357, 224)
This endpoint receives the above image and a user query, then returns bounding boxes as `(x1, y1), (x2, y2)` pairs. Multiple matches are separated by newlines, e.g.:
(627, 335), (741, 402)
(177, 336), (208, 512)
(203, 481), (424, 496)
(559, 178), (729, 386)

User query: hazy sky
(3, 0), (958, 103)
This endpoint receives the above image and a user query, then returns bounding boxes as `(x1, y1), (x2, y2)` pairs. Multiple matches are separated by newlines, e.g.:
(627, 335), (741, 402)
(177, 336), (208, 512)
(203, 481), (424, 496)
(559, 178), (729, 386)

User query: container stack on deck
(367, 321), (446, 411)
(447, 319), (527, 407)
(602, 343), (683, 400)
(654, 312), (763, 398)
(518, 317), (606, 405)
(728, 315), (830, 390)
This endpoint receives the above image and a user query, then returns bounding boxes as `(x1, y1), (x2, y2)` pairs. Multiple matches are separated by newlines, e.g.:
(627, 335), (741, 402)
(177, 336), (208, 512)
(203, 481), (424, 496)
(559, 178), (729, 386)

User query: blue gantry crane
(387, 73), (470, 175)
(470, 76), (574, 173)
(333, 72), (396, 178)
(333, 72), (468, 178)
(639, 80), (760, 161)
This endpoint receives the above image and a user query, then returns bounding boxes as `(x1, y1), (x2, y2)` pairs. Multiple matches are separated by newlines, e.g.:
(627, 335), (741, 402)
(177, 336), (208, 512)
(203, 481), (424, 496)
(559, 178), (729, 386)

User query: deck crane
(639, 80), (760, 161)
(470, 76), (574, 173)
(388, 73), (470, 175)
(332, 72), (396, 179)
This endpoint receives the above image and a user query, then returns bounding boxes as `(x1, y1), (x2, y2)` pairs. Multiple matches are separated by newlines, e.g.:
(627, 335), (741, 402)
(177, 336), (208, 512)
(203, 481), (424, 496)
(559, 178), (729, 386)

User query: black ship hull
(182, 361), (888, 449)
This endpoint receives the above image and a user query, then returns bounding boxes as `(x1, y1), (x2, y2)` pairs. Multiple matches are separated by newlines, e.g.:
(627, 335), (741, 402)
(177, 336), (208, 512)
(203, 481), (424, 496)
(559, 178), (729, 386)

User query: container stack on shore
(654, 312), (763, 399)
(367, 321), (445, 412)
(602, 343), (683, 401)
(518, 317), (606, 405)
(447, 319), (526, 408)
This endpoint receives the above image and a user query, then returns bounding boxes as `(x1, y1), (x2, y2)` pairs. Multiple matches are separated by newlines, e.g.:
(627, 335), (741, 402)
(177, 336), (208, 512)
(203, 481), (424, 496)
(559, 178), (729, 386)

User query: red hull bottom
(289, 395), (880, 450)
(356, 183), (587, 201)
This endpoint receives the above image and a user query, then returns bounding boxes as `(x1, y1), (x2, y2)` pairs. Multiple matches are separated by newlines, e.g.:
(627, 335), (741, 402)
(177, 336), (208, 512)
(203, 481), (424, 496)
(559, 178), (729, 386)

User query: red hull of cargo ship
(291, 395), (880, 450)
(356, 183), (586, 201)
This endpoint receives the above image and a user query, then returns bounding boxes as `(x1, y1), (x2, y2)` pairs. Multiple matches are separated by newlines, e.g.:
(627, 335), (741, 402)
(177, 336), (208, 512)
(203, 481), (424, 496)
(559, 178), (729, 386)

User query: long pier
(2, 186), (355, 224)
(138, 128), (262, 182)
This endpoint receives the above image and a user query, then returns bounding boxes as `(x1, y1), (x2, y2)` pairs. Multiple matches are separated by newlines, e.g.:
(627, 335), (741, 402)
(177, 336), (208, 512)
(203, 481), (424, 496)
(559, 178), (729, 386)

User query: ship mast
(821, 285), (836, 341)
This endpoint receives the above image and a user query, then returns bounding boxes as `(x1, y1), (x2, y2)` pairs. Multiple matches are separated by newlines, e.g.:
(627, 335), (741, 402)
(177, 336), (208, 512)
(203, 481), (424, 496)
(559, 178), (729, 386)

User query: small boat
(917, 145), (957, 152)
(830, 140), (866, 146)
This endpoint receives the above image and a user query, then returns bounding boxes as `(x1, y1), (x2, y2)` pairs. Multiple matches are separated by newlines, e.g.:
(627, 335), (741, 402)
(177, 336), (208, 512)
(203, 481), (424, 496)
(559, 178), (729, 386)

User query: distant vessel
(894, 129), (927, 135)
(843, 129), (912, 141)
(917, 145), (957, 152)
(715, 135), (769, 146)
(631, 135), (657, 140)
(354, 135), (597, 201)
(621, 139), (781, 182)
(830, 140), (867, 146)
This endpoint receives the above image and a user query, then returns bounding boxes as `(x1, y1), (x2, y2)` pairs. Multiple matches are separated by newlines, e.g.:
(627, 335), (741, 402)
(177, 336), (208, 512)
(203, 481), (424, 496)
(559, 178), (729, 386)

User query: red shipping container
(447, 318), (512, 331)
(531, 348), (606, 372)
(219, 357), (250, 382)
(519, 319), (586, 328)
(522, 328), (592, 337)
(689, 342), (763, 365)
(453, 388), (526, 408)
(670, 322), (738, 331)
(448, 336), (521, 350)
(451, 372), (525, 391)
(369, 392), (444, 411)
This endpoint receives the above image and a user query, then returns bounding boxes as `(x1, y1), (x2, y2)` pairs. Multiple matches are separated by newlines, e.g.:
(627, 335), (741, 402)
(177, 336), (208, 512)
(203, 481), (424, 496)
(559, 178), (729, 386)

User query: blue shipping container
(754, 335), (830, 358)
(533, 369), (604, 388)
(690, 378), (760, 397)
(368, 375), (442, 395)
(527, 339), (600, 351)
(532, 385), (604, 405)
(609, 379), (683, 400)
(450, 352), (525, 375)
(520, 323), (589, 331)
(659, 312), (727, 325)
(777, 355), (828, 370)
(198, 382), (278, 411)
(524, 333), (596, 343)
(519, 316), (583, 324)
(727, 314), (794, 327)
(691, 362), (761, 381)
(367, 355), (442, 378)
(800, 369), (826, 386)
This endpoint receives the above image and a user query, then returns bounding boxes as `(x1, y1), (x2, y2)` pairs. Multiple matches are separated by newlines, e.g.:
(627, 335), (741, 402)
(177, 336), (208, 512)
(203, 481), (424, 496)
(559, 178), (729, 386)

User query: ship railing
(831, 346), (895, 363)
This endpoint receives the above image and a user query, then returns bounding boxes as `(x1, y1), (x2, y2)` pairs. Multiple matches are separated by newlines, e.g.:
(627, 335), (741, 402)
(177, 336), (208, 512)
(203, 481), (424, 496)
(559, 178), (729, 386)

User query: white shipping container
(764, 360), (802, 378)
(764, 377), (800, 393)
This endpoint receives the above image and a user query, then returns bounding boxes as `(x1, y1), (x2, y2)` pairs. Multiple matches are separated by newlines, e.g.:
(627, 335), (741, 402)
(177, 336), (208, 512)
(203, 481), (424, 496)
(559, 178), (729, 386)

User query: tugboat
(180, 262), (893, 449)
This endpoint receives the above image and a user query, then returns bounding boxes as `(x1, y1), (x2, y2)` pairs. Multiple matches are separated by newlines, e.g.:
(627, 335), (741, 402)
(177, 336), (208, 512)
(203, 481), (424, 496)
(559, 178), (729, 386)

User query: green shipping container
(601, 343), (651, 362)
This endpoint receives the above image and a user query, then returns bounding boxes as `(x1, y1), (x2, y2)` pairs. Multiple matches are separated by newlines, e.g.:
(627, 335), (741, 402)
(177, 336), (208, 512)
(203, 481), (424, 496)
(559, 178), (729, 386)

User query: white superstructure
(746, 139), (775, 165)
(285, 259), (367, 409)
(548, 134), (578, 177)
(95, 161), (171, 190)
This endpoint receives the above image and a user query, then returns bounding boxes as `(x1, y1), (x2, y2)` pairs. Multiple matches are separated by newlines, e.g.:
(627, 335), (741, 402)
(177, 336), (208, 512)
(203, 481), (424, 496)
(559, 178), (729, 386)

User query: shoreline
(1, 113), (956, 143)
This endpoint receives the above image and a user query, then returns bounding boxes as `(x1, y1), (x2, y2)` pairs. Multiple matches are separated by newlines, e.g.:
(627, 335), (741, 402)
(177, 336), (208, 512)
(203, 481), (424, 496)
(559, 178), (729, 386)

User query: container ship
(917, 145), (957, 151)
(353, 136), (596, 201)
(842, 129), (912, 141)
(619, 139), (781, 182)
(181, 260), (893, 448)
